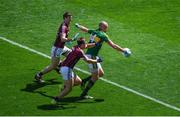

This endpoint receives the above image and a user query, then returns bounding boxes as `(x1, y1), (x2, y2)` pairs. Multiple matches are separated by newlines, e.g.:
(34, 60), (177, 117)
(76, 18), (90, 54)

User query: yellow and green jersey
(86, 29), (110, 56)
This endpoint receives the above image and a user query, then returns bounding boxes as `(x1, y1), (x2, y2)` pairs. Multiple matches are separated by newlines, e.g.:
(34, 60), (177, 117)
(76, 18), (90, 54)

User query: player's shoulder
(74, 46), (82, 51)
(61, 22), (68, 28)
(79, 48), (85, 55)
(88, 29), (95, 34)
(59, 22), (68, 31)
(79, 48), (84, 53)
(102, 32), (109, 37)
(101, 32), (109, 41)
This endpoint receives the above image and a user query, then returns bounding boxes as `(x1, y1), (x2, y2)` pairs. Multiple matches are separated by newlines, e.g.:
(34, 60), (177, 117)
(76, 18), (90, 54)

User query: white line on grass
(0, 36), (180, 112)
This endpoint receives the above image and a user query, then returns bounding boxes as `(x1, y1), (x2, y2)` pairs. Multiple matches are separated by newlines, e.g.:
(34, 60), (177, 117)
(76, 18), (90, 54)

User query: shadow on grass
(38, 91), (104, 103)
(37, 92), (104, 110)
(37, 103), (76, 110)
(20, 78), (62, 93)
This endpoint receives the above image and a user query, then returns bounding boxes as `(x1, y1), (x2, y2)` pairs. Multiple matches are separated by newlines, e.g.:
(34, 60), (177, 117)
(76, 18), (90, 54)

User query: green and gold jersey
(86, 29), (110, 56)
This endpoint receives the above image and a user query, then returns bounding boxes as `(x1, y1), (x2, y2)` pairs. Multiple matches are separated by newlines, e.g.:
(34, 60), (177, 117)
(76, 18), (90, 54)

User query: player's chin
(83, 44), (87, 49)
(81, 44), (87, 49)
(85, 44), (88, 48)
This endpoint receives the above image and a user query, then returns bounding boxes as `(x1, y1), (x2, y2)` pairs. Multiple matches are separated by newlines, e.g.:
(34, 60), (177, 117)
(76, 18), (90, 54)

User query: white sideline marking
(0, 36), (180, 112)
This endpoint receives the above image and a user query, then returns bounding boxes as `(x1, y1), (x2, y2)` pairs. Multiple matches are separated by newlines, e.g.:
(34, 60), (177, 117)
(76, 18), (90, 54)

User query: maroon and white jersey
(54, 22), (69, 48)
(61, 46), (85, 69)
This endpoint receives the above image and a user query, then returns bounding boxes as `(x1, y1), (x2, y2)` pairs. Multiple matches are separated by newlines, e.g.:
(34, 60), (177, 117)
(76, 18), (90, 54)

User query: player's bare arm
(75, 23), (89, 32)
(60, 33), (72, 42)
(107, 40), (125, 52)
(85, 43), (97, 49)
(82, 55), (97, 63)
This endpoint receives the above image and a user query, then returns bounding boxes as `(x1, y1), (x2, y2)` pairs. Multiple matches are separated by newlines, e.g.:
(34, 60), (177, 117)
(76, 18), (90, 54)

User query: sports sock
(39, 72), (43, 76)
(81, 80), (95, 97)
(82, 75), (91, 83)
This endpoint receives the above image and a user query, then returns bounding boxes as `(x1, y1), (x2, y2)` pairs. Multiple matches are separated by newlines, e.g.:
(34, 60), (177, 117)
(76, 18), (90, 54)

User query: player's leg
(55, 46), (72, 74)
(81, 61), (104, 90)
(98, 63), (104, 77)
(41, 56), (59, 74)
(80, 70), (98, 98)
(35, 47), (62, 83)
(35, 56), (59, 83)
(73, 74), (82, 86)
(80, 56), (101, 98)
(54, 60), (62, 74)
(55, 67), (74, 100)
(81, 75), (91, 90)
(80, 55), (94, 89)
(56, 79), (73, 99)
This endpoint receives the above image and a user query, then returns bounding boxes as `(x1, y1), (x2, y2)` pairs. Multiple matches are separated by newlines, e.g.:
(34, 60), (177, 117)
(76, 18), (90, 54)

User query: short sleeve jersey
(86, 29), (109, 56)
(54, 22), (69, 48)
(61, 46), (85, 69)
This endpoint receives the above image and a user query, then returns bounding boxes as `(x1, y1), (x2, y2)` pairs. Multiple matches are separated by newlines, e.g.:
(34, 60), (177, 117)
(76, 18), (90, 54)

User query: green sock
(82, 75), (91, 83)
(81, 80), (95, 97)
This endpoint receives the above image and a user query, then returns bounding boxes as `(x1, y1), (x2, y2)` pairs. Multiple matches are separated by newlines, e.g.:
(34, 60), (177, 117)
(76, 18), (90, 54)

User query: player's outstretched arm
(83, 55), (97, 63)
(75, 23), (89, 32)
(107, 40), (125, 52)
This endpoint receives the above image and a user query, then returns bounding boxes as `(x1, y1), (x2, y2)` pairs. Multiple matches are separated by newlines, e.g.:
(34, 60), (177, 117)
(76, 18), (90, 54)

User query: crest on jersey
(89, 34), (101, 43)
(94, 37), (101, 43)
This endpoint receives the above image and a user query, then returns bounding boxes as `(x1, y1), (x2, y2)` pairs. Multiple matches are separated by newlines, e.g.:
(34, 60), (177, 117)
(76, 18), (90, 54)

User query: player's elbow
(82, 29), (88, 32)
(61, 38), (68, 42)
(111, 45), (117, 49)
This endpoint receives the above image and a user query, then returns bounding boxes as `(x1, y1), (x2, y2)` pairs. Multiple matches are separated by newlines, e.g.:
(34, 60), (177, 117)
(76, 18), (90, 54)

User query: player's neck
(64, 20), (70, 26)
(98, 28), (106, 33)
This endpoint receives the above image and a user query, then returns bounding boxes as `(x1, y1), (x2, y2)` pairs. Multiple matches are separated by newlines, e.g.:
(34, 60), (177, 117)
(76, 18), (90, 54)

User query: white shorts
(86, 54), (102, 73)
(51, 46), (71, 58)
(60, 66), (75, 80)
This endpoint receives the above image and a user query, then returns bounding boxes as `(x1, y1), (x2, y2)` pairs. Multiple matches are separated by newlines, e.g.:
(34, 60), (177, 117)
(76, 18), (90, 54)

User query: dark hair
(63, 12), (72, 19)
(77, 37), (86, 46)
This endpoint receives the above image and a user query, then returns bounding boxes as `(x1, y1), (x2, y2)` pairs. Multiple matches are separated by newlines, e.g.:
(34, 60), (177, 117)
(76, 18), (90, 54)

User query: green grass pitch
(0, 0), (180, 115)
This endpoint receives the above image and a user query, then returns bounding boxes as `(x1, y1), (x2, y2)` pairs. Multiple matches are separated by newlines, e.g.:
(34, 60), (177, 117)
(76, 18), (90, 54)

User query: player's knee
(74, 80), (82, 86)
(99, 72), (104, 77)
(99, 69), (104, 77)
(91, 75), (99, 81)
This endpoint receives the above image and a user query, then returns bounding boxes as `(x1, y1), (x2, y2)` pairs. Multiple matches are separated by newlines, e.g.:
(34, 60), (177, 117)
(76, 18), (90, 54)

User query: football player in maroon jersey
(35, 12), (76, 83)
(54, 37), (102, 101)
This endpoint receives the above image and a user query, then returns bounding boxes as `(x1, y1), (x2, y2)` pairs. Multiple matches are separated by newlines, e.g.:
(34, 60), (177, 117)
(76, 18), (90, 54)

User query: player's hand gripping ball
(122, 48), (131, 57)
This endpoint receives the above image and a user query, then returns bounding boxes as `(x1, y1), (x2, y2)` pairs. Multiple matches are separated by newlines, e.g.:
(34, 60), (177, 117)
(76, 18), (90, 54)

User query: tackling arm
(85, 43), (96, 49)
(83, 55), (97, 64)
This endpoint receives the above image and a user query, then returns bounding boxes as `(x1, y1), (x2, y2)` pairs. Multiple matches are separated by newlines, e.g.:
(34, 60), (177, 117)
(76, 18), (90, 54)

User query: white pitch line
(0, 36), (180, 112)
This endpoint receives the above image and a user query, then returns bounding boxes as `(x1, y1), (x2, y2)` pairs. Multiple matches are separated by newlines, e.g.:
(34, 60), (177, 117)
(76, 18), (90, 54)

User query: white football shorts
(60, 66), (75, 80)
(86, 54), (102, 73)
(51, 46), (71, 58)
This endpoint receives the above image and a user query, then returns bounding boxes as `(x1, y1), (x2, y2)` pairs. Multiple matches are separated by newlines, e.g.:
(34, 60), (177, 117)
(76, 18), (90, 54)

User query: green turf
(0, 40), (179, 115)
(0, 0), (180, 115)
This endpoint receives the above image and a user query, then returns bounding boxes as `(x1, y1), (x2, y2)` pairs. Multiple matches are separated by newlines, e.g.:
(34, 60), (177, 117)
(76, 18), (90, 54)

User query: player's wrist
(121, 48), (126, 52)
